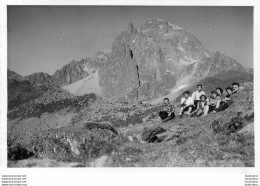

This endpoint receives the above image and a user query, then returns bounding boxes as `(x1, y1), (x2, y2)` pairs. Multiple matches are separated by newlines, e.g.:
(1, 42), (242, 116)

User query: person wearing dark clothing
(215, 87), (234, 112)
(232, 82), (240, 94)
(222, 87), (233, 102)
(216, 87), (224, 101)
(159, 98), (176, 122)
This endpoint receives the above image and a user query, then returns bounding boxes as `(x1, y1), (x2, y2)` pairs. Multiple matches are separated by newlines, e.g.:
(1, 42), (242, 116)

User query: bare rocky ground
(7, 82), (254, 167)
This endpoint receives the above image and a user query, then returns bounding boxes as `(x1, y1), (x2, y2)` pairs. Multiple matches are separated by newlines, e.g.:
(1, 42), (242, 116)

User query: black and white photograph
(0, 1), (259, 186)
(6, 5), (254, 167)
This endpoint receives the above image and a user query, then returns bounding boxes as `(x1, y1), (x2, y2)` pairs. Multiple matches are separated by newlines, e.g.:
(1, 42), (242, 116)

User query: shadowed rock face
(8, 78), (43, 110)
(25, 72), (53, 85)
(22, 52), (108, 87)
(98, 18), (246, 102)
(52, 60), (88, 86)
(51, 52), (108, 86)
(8, 70), (25, 81)
(8, 70), (45, 110)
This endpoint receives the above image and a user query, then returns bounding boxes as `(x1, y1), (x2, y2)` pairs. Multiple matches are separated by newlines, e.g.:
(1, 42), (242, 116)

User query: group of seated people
(159, 82), (242, 122)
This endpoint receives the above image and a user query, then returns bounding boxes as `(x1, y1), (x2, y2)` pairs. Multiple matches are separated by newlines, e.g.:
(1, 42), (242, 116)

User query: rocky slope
(174, 70), (253, 102)
(25, 72), (53, 85)
(62, 72), (102, 96)
(8, 70), (25, 81)
(7, 69), (76, 110)
(51, 52), (108, 86)
(8, 70), (45, 110)
(13, 52), (107, 87)
(7, 81), (254, 167)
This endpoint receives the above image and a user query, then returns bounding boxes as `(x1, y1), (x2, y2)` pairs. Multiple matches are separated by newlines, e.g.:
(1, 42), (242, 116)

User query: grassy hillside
(8, 81), (254, 167)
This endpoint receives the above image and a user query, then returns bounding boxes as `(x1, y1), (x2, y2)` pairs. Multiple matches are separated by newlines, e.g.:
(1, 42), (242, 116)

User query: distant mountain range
(8, 18), (253, 107)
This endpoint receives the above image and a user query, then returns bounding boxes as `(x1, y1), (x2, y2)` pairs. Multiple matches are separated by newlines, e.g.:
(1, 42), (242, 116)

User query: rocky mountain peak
(140, 18), (182, 34)
(93, 51), (108, 60)
(8, 69), (25, 81)
(25, 72), (53, 85)
(127, 22), (138, 34)
(97, 18), (248, 102)
(52, 60), (89, 86)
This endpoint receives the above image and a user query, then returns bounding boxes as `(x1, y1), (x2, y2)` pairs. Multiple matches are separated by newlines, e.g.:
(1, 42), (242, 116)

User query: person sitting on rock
(225, 82), (245, 103)
(179, 91), (195, 117)
(215, 87), (234, 112)
(208, 90), (221, 114)
(192, 84), (206, 109)
(232, 82), (244, 94)
(159, 98), (175, 122)
(222, 87), (233, 103)
(216, 87), (224, 100)
(190, 94), (209, 117)
(222, 82), (244, 105)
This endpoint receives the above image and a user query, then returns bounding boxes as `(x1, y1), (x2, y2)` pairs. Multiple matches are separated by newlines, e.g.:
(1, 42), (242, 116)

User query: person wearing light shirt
(191, 84), (206, 109)
(179, 91), (195, 117)
(190, 94), (209, 117)
(208, 90), (221, 113)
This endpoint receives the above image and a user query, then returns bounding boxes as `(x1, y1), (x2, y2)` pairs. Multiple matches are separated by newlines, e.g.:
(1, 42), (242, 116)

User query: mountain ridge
(8, 18), (252, 103)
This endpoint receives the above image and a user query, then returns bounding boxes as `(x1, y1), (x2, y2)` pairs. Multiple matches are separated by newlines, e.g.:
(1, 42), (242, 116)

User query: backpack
(141, 126), (167, 143)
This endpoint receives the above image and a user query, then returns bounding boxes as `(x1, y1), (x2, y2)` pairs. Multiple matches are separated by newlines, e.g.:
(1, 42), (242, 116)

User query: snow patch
(170, 84), (188, 93)
(62, 72), (102, 96)
(147, 84), (187, 105)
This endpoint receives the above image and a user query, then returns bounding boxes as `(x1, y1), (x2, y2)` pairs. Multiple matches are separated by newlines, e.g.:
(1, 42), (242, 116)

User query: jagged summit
(140, 18), (183, 33)
(8, 69), (24, 81)
(25, 72), (53, 85)
(97, 18), (248, 102)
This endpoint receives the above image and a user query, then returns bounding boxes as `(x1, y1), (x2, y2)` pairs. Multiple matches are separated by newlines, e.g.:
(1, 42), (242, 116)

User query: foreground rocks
(8, 122), (121, 164)
(7, 80), (254, 167)
(8, 159), (82, 168)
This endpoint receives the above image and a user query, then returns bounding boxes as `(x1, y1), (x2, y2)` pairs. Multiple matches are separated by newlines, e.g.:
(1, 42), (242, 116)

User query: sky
(7, 6), (253, 76)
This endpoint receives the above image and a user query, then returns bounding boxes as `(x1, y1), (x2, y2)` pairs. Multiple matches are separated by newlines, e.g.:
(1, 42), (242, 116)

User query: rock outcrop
(98, 18), (247, 102)
(8, 122), (121, 163)
(51, 52), (108, 86)
(8, 70), (44, 110)
(8, 69), (25, 81)
(25, 72), (53, 85)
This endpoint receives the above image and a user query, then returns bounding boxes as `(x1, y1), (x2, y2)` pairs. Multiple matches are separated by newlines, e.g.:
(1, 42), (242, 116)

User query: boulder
(89, 156), (109, 167)
(238, 122), (254, 135)
(8, 158), (82, 168)
(8, 122), (121, 162)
